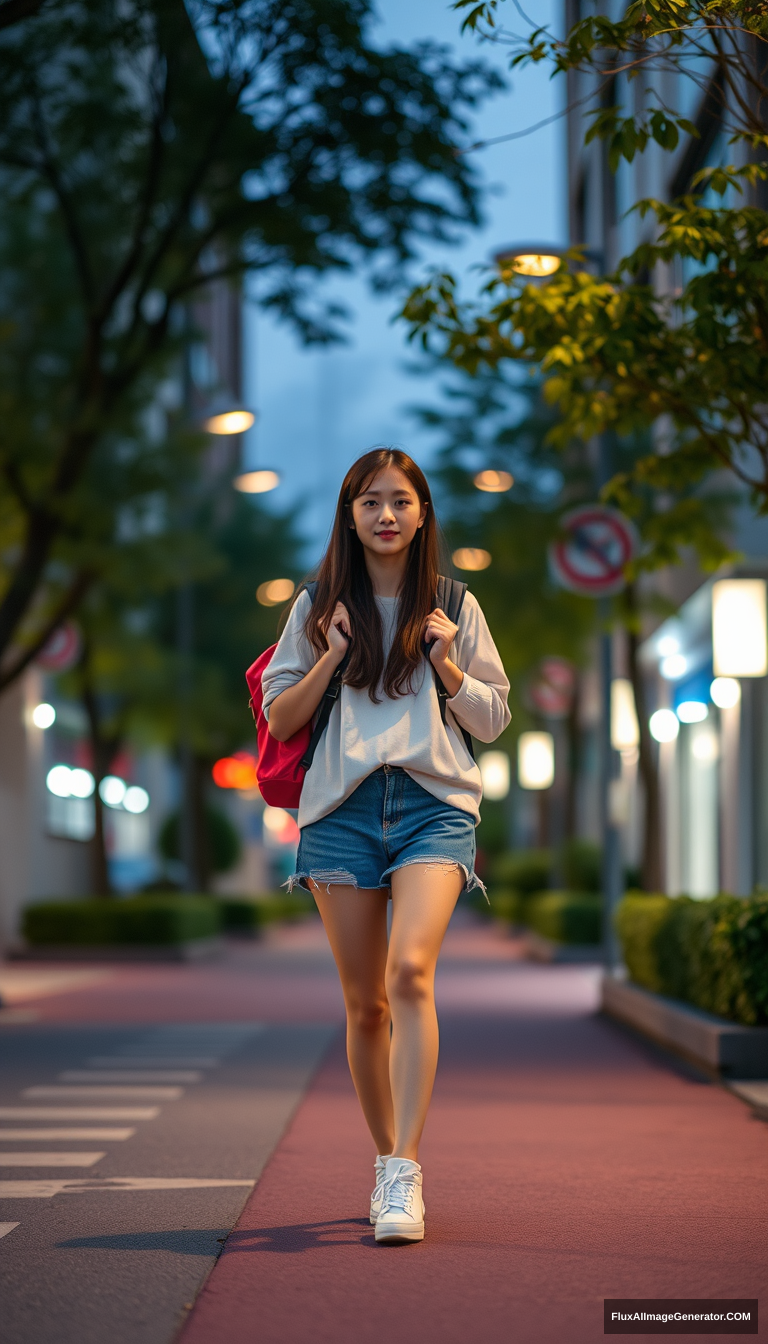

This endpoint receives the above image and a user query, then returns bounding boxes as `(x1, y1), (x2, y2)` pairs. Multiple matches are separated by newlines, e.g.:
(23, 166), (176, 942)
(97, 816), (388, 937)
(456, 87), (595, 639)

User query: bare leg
(310, 882), (394, 1155)
(386, 863), (463, 1162)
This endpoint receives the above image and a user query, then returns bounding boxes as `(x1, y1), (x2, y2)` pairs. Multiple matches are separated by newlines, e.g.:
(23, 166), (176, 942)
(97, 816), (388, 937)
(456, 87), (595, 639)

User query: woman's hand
(424, 607), (464, 699)
(322, 601), (351, 663)
(424, 608), (457, 665)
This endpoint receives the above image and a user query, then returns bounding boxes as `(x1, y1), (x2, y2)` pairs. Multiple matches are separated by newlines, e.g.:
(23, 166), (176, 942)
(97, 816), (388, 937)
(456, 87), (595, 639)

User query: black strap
(299, 582), (348, 772)
(429, 576), (475, 760)
(299, 576), (474, 775)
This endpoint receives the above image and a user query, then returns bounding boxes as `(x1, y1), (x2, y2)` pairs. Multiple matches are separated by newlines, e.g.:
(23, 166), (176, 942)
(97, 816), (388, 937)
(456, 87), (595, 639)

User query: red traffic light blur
(212, 752), (259, 790)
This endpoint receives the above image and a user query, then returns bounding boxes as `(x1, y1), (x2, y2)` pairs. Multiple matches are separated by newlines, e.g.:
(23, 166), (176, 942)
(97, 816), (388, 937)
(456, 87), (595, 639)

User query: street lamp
(202, 398), (281, 494)
(494, 235), (621, 969)
(494, 243), (566, 277)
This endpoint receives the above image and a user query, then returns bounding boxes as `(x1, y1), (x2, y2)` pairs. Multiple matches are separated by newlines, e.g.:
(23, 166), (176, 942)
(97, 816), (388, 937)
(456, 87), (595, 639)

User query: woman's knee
(345, 990), (390, 1033)
(386, 955), (432, 1005)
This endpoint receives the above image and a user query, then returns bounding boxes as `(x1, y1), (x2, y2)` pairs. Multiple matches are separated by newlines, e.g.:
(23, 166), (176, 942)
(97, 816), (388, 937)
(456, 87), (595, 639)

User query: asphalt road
(0, 1020), (336, 1344)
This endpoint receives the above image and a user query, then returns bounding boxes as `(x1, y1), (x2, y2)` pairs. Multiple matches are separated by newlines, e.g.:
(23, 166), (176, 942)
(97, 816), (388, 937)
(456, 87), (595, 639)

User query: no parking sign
(549, 506), (638, 598)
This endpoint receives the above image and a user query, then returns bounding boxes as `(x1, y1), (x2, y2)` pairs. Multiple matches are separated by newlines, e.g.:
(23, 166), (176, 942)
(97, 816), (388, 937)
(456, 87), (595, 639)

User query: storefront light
(677, 700), (708, 724)
(712, 579), (767, 677)
(69, 768), (95, 799)
(46, 764), (73, 797)
(99, 775), (127, 807)
(611, 679), (639, 749)
(657, 635), (680, 657)
(517, 732), (554, 790)
(649, 709), (679, 743)
(660, 654), (688, 681)
(479, 750), (510, 800)
(691, 727), (719, 763)
(710, 676), (741, 709)
(32, 702), (56, 729)
(123, 785), (150, 814)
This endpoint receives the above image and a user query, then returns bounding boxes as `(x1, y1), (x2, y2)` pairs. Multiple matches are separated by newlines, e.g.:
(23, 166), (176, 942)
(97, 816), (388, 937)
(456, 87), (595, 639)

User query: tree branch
(0, 0), (46, 30)
(0, 567), (95, 692)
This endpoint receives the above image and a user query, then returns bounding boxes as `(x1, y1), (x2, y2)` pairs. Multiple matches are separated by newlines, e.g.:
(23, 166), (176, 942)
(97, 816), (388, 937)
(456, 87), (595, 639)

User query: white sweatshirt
(262, 589), (510, 828)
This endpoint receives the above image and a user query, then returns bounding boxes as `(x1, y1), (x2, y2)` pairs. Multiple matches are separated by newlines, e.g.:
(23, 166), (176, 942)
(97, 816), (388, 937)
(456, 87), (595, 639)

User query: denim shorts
(290, 766), (482, 895)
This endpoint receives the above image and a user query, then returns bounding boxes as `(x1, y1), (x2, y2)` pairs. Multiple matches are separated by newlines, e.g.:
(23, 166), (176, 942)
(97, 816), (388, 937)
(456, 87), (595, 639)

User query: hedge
(23, 896), (221, 947)
(615, 891), (768, 1026)
(218, 893), (315, 934)
(524, 891), (602, 946)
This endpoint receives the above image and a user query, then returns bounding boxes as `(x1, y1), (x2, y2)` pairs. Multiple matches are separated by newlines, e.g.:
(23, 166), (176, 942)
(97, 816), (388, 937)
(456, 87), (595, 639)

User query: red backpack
(246, 576), (472, 808)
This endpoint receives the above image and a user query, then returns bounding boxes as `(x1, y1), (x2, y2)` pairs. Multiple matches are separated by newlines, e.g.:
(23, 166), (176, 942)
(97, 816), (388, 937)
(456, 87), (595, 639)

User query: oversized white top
(262, 589), (510, 828)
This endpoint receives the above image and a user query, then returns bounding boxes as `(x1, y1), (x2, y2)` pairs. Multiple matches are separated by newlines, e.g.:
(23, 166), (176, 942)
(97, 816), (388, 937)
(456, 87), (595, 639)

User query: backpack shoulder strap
(431, 576), (474, 760)
(298, 580), (348, 773)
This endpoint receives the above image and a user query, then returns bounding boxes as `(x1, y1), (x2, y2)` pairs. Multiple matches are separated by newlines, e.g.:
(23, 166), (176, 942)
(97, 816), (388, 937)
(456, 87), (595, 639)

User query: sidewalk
(175, 923), (766, 1344)
(2, 917), (765, 1343)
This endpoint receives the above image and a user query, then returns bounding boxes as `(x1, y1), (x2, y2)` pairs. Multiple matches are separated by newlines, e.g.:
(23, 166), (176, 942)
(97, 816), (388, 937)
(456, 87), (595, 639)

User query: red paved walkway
(175, 931), (767, 1344)
(4, 919), (766, 1342)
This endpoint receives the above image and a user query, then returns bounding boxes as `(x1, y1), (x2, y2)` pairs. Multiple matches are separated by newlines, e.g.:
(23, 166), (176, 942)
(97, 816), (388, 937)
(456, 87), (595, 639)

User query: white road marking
(24, 1086), (182, 1100)
(59, 1070), (201, 1084)
(0, 1177), (255, 1198)
(0, 1107), (159, 1121)
(0, 1222), (20, 1237)
(87, 1057), (219, 1069)
(0, 1153), (105, 1167)
(0, 1129), (135, 1141)
(0, 968), (113, 1002)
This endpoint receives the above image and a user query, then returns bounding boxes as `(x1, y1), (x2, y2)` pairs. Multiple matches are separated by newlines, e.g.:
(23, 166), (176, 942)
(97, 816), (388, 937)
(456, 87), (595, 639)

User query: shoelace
(380, 1166), (419, 1217)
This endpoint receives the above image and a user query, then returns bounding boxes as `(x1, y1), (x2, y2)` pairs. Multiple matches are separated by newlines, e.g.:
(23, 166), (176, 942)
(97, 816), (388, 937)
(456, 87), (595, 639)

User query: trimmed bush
(218, 893), (315, 934)
(614, 890), (768, 1025)
(486, 889), (522, 924)
(560, 839), (601, 893)
(490, 849), (551, 896)
(524, 891), (602, 945)
(23, 896), (221, 947)
(159, 807), (242, 874)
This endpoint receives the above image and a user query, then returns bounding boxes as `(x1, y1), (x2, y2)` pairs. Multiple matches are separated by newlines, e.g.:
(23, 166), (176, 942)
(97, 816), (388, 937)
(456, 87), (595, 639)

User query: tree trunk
(78, 648), (117, 898)
(625, 585), (663, 892)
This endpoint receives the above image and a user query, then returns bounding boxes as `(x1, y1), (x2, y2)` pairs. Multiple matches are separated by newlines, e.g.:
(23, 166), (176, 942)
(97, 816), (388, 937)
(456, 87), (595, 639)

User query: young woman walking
(263, 448), (509, 1244)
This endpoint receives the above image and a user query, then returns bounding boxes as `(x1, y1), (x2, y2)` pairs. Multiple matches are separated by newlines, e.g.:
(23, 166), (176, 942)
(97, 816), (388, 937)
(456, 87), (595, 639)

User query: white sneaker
(374, 1157), (425, 1243)
(370, 1154), (390, 1224)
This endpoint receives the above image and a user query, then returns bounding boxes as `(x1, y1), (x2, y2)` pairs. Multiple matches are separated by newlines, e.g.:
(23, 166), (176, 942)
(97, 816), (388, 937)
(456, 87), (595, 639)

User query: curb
(601, 973), (768, 1079)
(7, 936), (226, 964)
(521, 930), (602, 964)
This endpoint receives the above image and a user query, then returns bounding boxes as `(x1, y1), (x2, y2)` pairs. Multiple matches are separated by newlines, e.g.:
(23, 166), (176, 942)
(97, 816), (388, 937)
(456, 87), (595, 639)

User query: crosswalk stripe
(0, 1153), (105, 1167)
(0, 1221), (20, 1236)
(0, 1129), (134, 1141)
(87, 1057), (219, 1068)
(0, 1107), (159, 1121)
(0, 1177), (255, 1198)
(24, 1086), (182, 1099)
(58, 1071), (201, 1084)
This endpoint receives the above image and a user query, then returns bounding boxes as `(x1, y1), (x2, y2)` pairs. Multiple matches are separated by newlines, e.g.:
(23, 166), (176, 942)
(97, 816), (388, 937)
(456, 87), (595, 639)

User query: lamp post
(493, 241), (624, 969)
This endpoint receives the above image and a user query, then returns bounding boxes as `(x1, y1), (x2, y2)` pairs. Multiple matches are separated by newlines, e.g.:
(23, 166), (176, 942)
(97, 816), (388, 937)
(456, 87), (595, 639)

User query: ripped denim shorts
(290, 766), (483, 896)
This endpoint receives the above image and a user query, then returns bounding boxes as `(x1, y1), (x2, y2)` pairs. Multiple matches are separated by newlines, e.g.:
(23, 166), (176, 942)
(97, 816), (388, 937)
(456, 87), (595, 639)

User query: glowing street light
(452, 547), (491, 572)
(31, 703), (56, 729)
(649, 709), (679, 743)
(479, 750), (510, 800)
(474, 469), (514, 493)
(712, 579), (767, 677)
(494, 244), (564, 278)
(123, 785), (150, 814)
(677, 700), (708, 724)
(518, 732), (554, 790)
(257, 578), (295, 607)
(204, 407), (256, 435)
(710, 676), (741, 709)
(234, 469), (280, 494)
(99, 775), (127, 808)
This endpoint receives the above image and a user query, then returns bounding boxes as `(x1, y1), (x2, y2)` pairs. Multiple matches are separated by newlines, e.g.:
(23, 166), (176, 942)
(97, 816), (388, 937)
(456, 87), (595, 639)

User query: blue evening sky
(242, 0), (565, 562)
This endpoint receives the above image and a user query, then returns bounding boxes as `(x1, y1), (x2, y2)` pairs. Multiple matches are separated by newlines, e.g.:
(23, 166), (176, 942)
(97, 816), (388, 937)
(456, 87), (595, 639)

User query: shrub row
(615, 891), (768, 1026)
(485, 888), (602, 945)
(22, 892), (315, 947)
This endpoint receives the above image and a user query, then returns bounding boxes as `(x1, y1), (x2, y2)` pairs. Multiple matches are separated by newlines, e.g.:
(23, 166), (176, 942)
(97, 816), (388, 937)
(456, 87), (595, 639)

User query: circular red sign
(549, 506), (638, 597)
(36, 622), (82, 672)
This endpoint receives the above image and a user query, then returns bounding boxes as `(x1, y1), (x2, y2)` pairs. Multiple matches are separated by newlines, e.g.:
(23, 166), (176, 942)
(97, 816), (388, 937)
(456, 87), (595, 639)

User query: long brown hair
(303, 448), (442, 701)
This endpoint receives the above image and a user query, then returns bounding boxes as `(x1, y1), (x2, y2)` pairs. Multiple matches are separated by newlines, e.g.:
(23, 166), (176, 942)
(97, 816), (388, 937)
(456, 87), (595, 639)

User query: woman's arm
(267, 601), (350, 742)
(443, 594), (511, 743)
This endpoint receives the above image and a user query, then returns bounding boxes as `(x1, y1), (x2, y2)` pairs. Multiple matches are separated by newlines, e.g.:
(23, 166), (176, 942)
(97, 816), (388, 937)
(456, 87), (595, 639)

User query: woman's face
(350, 466), (427, 559)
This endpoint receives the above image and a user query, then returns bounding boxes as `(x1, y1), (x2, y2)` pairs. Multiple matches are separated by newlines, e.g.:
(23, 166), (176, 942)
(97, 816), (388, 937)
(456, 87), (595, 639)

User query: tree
(59, 483), (305, 892)
(403, 1), (768, 546)
(0, 0), (501, 689)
